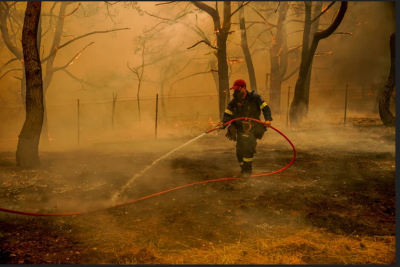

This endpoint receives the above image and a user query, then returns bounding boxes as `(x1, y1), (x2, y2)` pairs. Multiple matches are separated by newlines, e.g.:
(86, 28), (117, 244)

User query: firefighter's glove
(264, 120), (271, 127)
(216, 122), (224, 132)
(225, 124), (237, 141)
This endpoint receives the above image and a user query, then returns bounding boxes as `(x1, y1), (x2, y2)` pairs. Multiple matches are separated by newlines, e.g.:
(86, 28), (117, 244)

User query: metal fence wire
(0, 84), (395, 148)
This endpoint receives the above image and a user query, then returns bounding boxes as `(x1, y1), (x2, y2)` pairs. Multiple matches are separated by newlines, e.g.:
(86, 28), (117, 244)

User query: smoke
(0, 3), (395, 259)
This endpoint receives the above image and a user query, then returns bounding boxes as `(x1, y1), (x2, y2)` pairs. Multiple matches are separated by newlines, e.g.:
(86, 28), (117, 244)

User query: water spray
(110, 133), (207, 204)
(0, 117), (296, 216)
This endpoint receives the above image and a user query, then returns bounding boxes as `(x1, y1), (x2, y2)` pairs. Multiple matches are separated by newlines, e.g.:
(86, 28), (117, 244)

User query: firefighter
(217, 79), (272, 178)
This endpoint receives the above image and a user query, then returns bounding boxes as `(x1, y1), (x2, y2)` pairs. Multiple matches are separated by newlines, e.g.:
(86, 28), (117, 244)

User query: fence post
(112, 92), (117, 129)
(77, 99), (80, 145)
(155, 94), (159, 138)
(286, 86), (290, 130)
(344, 84), (348, 125)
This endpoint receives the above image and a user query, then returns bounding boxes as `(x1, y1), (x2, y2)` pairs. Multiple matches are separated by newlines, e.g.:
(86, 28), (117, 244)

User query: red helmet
(230, 79), (246, 90)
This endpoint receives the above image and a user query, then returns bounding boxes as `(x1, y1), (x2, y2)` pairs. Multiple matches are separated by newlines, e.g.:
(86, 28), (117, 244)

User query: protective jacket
(222, 91), (273, 131)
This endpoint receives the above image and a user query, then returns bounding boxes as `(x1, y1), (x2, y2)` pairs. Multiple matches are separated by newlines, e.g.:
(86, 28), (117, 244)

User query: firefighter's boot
(240, 161), (252, 178)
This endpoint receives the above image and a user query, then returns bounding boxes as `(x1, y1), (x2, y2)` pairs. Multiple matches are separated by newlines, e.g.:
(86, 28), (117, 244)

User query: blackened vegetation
(16, 2), (44, 168)
(0, 122), (395, 264)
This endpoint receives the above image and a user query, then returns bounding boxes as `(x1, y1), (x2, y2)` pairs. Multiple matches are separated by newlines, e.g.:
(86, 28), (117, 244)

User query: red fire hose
(0, 117), (296, 217)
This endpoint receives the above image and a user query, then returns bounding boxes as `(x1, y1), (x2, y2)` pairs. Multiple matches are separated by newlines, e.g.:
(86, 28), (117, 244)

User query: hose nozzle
(206, 124), (224, 134)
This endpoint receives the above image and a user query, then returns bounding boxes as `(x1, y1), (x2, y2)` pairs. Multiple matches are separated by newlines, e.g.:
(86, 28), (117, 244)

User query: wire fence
(0, 84), (395, 149)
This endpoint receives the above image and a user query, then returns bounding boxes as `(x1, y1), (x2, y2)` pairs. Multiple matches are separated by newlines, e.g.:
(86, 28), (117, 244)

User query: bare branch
(311, 1), (336, 24)
(187, 40), (219, 50)
(247, 4), (275, 42)
(314, 2), (347, 40)
(127, 62), (139, 76)
(169, 70), (213, 95)
(191, 1), (219, 21)
(62, 69), (102, 88)
(314, 51), (333, 56)
(0, 57), (19, 73)
(53, 42), (95, 72)
(232, 21), (277, 27)
(287, 45), (302, 53)
(274, 1), (281, 13)
(0, 68), (22, 81)
(287, 29), (303, 37)
(332, 31), (353, 36)
(62, 3), (81, 18)
(104, 1), (121, 6)
(282, 67), (300, 81)
(155, 1), (176, 6)
(41, 28), (130, 63)
(230, 1), (251, 18)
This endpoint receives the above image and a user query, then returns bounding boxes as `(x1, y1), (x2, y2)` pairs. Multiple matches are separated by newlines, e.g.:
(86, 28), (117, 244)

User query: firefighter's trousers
(236, 130), (257, 174)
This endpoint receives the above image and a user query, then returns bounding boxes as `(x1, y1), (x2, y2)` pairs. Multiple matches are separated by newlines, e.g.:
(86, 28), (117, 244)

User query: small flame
(314, 51), (333, 57)
(227, 59), (244, 64)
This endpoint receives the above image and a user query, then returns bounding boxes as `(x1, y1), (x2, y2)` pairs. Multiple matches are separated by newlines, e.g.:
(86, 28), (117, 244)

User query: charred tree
(238, 1), (257, 93)
(379, 32), (395, 127)
(269, 2), (289, 114)
(290, 2), (348, 127)
(191, 1), (238, 119)
(16, 1), (44, 168)
(303, 1), (323, 117)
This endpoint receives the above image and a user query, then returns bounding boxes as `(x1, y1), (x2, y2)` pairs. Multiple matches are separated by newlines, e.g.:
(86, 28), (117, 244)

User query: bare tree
(16, 1), (43, 168)
(237, 1), (257, 93)
(303, 1), (323, 117)
(268, 2), (290, 114)
(244, 2), (300, 113)
(190, 1), (249, 119)
(290, 1), (348, 127)
(379, 32), (395, 127)
(0, 2), (130, 145)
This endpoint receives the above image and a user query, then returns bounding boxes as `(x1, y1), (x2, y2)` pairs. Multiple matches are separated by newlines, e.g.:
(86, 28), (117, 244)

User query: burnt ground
(0, 118), (396, 264)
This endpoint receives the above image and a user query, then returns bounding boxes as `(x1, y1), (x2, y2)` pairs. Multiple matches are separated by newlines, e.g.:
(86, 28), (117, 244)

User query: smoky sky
(0, 1), (395, 104)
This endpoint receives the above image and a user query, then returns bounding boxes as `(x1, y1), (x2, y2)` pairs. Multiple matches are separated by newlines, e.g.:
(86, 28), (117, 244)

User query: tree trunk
(289, 2), (312, 127)
(373, 74), (387, 113)
(238, 2), (257, 93)
(20, 69), (26, 107)
(269, 54), (281, 114)
(191, 1), (231, 120)
(137, 87), (141, 121)
(290, 2), (348, 127)
(16, 1), (44, 168)
(40, 2), (68, 146)
(304, 1), (323, 117)
(217, 32), (230, 119)
(209, 53), (219, 93)
(269, 2), (289, 115)
(265, 73), (269, 94)
(379, 32), (395, 127)
(160, 69), (169, 118)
